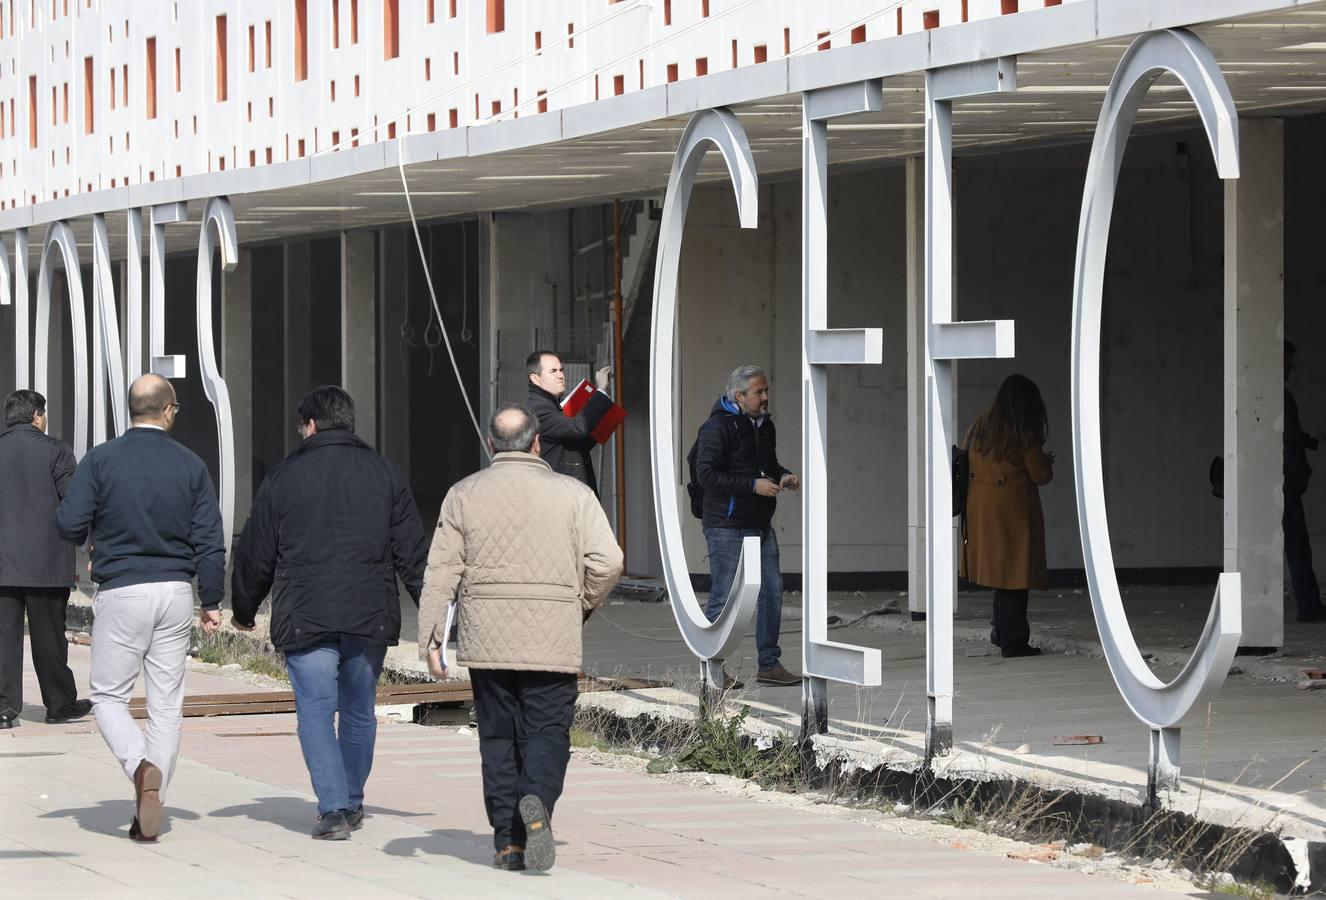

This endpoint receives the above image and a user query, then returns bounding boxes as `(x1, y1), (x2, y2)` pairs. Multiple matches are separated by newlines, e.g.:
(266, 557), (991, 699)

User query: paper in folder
(560, 378), (626, 445)
(440, 601), (457, 671)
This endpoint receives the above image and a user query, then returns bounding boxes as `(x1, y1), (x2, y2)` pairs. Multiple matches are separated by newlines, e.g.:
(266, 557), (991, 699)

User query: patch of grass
(933, 798), (980, 830)
(193, 630), (287, 681)
(1198, 877), (1274, 899)
(570, 725), (611, 752)
(674, 705), (803, 790)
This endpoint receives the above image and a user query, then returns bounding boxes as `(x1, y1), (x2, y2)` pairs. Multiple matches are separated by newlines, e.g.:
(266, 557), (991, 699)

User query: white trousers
(90, 582), (194, 793)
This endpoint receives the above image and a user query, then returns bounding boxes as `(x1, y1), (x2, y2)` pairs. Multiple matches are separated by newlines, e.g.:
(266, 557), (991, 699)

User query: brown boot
(133, 761), (164, 840)
(493, 844), (525, 870)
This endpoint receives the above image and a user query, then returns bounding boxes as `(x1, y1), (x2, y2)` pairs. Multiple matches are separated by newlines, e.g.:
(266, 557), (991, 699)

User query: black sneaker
(1001, 644), (1043, 658)
(345, 806), (365, 830)
(518, 795), (555, 872)
(0, 715), (14, 730)
(45, 699), (93, 724)
(312, 810), (351, 841)
(1297, 605), (1326, 623)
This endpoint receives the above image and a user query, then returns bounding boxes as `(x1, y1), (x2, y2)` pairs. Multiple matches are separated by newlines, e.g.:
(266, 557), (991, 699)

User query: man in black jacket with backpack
(231, 386), (428, 840)
(692, 365), (800, 687)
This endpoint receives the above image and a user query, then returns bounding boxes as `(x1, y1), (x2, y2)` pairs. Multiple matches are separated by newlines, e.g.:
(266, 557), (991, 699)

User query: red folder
(560, 378), (626, 445)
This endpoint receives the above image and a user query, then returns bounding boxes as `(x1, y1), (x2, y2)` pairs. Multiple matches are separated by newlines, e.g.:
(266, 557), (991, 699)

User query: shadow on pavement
(209, 796), (320, 835)
(208, 796), (434, 836)
(382, 828), (494, 866)
(40, 800), (200, 836)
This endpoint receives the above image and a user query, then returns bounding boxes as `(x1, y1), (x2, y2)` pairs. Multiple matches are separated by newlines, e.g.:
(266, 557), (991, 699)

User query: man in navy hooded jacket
(694, 365), (800, 687)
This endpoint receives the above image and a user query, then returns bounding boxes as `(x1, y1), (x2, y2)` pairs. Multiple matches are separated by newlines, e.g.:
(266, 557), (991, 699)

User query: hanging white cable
(385, 0), (910, 465)
(396, 144), (490, 461)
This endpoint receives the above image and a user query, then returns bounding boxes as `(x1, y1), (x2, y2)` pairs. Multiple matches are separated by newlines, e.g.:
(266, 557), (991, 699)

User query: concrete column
(283, 242), (312, 455)
(1224, 118), (1285, 652)
(341, 231), (377, 443)
(377, 229), (411, 476)
(223, 248), (254, 532)
(906, 156), (927, 620)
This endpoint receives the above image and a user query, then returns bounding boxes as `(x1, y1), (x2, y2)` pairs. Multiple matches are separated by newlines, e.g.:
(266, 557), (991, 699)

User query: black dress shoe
(1001, 644), (1043, 658)
(1297, 605), (1326, 623)
(45, 699), (93, 724)
(0, 716), (14, 730)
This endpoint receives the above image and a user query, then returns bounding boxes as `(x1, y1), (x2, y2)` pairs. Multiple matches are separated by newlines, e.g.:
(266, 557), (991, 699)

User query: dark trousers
(1284, 491), (1320, 612)
(990, 588), (1031, 651)
(0, 587), (77, 719)
(471, 669), (578, 852)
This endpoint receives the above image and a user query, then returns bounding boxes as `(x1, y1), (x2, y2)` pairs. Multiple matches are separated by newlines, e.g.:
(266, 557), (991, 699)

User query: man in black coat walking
(0, 390), (91, 729)
(525, 350), (614, 494)
(231, 386), (428, 840)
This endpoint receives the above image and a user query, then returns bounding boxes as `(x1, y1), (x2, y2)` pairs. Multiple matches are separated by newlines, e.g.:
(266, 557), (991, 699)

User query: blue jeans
(284, 635), (387, 816)
(704, 527), (783, 670)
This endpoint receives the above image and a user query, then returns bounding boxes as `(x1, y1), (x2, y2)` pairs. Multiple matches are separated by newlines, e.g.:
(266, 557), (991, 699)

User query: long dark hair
(968, 374), (1048, 463)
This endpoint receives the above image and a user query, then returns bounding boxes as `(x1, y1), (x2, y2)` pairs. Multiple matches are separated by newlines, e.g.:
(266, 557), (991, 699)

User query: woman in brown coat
(960, 374), (1053, 658)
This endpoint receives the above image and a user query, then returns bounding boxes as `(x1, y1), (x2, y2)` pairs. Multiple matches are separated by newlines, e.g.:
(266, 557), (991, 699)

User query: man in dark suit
(0, 390), (91, 730)
(524, 350), (614, 495)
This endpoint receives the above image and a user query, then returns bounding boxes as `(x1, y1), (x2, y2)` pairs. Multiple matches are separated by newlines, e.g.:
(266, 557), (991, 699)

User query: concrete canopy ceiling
(13, 1), (1326, 263)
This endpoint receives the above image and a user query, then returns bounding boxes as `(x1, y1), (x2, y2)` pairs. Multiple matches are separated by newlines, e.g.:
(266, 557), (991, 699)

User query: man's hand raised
(595, 366), (612, 392)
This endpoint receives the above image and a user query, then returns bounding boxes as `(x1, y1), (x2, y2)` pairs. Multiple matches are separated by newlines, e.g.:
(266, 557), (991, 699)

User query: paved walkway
(2, 643), (1188, 898)
(577, 586), (1326, 843)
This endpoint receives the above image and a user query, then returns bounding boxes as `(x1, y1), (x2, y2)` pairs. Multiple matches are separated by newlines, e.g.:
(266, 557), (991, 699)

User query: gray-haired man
(420, 404), (622, 871)
(693, 365), (800, 687)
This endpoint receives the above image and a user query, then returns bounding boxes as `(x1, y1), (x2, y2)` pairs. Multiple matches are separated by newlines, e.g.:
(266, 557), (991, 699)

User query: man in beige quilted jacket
(419, 403), (622, 873)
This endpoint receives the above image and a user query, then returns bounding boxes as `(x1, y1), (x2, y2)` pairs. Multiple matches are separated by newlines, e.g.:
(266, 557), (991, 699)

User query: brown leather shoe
(493, 844), (525, 870)
(756, 664), (800, 686)
(134, 761), (164, 840)
(128, 816), (157, 843)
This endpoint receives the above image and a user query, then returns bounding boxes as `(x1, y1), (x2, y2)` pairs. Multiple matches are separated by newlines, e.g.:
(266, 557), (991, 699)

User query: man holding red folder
(525, 351), (620, 495)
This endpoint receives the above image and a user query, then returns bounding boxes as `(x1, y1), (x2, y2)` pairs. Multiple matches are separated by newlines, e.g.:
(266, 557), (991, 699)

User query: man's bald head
(128, 374), (177, 426)
(488, 404), (539, 454)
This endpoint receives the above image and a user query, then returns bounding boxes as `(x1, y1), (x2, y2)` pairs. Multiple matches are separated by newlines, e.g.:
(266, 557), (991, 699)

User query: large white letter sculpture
(1070, 29), (1242, 802)
(33, 223), (90, 458)
(800, 82), (886, 735)
(91, 214), (130, 443)
(924, 58), (1018, 759)
(4, 200), (236, 548)
(651, 108), (764, 693)
(2, 229), (30, 388)
(149, 202), (188, 378)
(197, 197), (239, 552)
